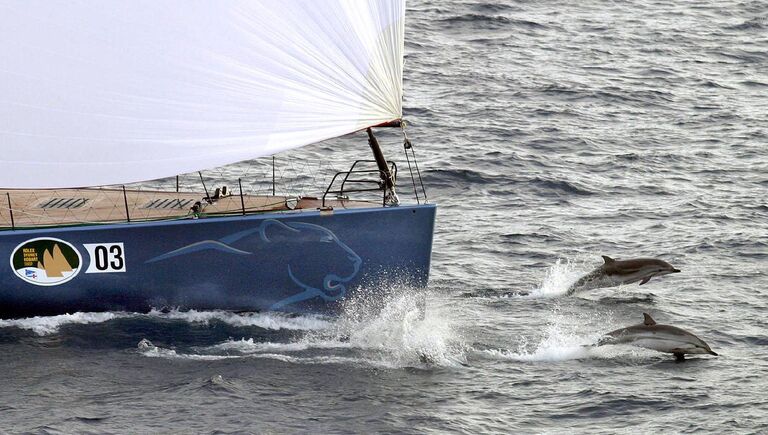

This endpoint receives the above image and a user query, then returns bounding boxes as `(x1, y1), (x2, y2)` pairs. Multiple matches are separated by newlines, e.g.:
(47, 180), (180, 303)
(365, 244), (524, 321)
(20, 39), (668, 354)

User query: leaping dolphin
(566, 255), (680, 296)
(598, 313), (717, 361)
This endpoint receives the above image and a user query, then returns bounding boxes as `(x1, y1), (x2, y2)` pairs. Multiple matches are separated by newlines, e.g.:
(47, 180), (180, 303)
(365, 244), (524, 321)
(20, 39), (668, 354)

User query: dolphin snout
(671, 268), (681, 273)
(708, 350), (718, 356)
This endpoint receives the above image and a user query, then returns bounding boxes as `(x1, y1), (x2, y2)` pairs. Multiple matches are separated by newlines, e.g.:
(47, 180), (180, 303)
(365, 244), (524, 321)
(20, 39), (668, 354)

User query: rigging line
(238, 178), (246, 216)
(198, 171), (211, 203)
(122, 185), (131, 222)
(5, 193), (14, 230)
(401, 127), (420, 204)
(402, 125), (428, 203)
(411, 145), (427, 204)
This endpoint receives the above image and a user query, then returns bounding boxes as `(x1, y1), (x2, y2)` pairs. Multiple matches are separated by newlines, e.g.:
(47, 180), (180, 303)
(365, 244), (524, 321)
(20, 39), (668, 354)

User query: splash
(0, 312), (125, 335)
(525, 257), (590, 298)
(139, 289), (469, 369)
(482, 342), (654, 363)
(482, 320), (596, 362)
(329, 290), (468, 368)
(462, 257), (594, 299)
(480, 311), (661, 363)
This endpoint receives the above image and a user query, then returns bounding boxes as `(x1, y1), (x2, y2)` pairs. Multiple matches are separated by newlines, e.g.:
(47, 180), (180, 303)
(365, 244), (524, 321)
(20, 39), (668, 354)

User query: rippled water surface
(2, 1), (767, 433)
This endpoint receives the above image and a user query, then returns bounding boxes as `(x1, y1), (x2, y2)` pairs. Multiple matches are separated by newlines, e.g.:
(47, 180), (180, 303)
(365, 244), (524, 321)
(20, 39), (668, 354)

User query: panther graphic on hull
(146, 219), (362, 310)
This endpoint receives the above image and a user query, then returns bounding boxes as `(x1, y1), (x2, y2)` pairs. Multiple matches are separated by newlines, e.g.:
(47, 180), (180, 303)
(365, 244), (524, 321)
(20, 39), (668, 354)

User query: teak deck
(0, 188), (371, 229)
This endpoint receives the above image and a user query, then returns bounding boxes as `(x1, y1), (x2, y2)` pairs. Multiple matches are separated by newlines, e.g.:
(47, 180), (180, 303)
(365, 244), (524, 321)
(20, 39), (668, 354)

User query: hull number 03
(84, 243), (126, 273)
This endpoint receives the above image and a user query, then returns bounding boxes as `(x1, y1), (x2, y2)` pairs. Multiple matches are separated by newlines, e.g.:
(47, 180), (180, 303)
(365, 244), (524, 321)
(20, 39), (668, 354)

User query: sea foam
(0, 312), (125, 335)
(144, 308), (332, 331)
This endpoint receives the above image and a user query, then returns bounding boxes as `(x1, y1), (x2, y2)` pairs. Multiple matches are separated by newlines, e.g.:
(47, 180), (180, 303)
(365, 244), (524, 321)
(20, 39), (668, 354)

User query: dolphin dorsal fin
(601, 255), (615, 264)
(643, 313), (656, 326)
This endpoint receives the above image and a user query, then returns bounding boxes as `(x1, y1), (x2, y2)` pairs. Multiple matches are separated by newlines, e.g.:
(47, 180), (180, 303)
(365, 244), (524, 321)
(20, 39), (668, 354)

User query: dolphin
(566, 255), (680, 296)
(598, 313), (717, 361)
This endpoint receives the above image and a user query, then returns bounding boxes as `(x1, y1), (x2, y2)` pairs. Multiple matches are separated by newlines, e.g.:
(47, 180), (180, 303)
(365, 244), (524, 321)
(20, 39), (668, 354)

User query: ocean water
(2, 0), (768, 433)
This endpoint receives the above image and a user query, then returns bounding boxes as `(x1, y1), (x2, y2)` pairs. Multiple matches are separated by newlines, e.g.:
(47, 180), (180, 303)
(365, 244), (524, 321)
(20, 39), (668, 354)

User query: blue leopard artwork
(146, 219), (362, 310)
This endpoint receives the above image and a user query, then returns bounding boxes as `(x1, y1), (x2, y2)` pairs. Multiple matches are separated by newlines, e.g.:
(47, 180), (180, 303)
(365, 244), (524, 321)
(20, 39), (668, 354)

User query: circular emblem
(10, 237), (82, 286)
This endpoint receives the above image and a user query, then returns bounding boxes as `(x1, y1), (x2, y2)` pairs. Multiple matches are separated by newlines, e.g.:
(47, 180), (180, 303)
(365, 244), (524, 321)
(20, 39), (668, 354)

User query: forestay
(0, 0), (404, 189)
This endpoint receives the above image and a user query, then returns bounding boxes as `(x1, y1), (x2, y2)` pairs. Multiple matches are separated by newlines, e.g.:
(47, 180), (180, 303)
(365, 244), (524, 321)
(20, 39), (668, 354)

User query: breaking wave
(0, 308), (332, 336)
(143, 308), (333, 331)
(139, 339), (384, 367)
(0, 312), (125, 335)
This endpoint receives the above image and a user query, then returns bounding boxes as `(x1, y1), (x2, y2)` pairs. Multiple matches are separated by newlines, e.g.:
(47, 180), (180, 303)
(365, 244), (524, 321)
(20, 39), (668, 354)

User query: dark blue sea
(2, 1), (767, 433)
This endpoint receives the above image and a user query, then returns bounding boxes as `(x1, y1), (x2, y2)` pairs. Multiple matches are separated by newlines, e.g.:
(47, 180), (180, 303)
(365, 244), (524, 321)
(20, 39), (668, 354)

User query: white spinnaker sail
(0, 0), (404, 189)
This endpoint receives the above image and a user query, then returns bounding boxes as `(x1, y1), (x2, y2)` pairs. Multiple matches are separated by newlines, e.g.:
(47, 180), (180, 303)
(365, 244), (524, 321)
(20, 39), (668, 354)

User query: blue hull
(0, 205), (436, 318)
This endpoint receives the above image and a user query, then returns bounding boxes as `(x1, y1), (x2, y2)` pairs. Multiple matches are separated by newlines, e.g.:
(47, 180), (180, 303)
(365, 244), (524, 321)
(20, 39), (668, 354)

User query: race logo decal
(10, 238), (82, 286)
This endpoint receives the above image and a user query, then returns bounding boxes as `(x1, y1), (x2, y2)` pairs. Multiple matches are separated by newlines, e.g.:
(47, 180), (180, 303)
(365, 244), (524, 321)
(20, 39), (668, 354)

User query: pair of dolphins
(569, 255), (717, 361)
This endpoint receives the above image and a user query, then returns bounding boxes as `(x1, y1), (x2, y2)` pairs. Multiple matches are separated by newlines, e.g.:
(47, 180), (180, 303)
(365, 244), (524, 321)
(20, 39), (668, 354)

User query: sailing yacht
(0, 0), (435, 318)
